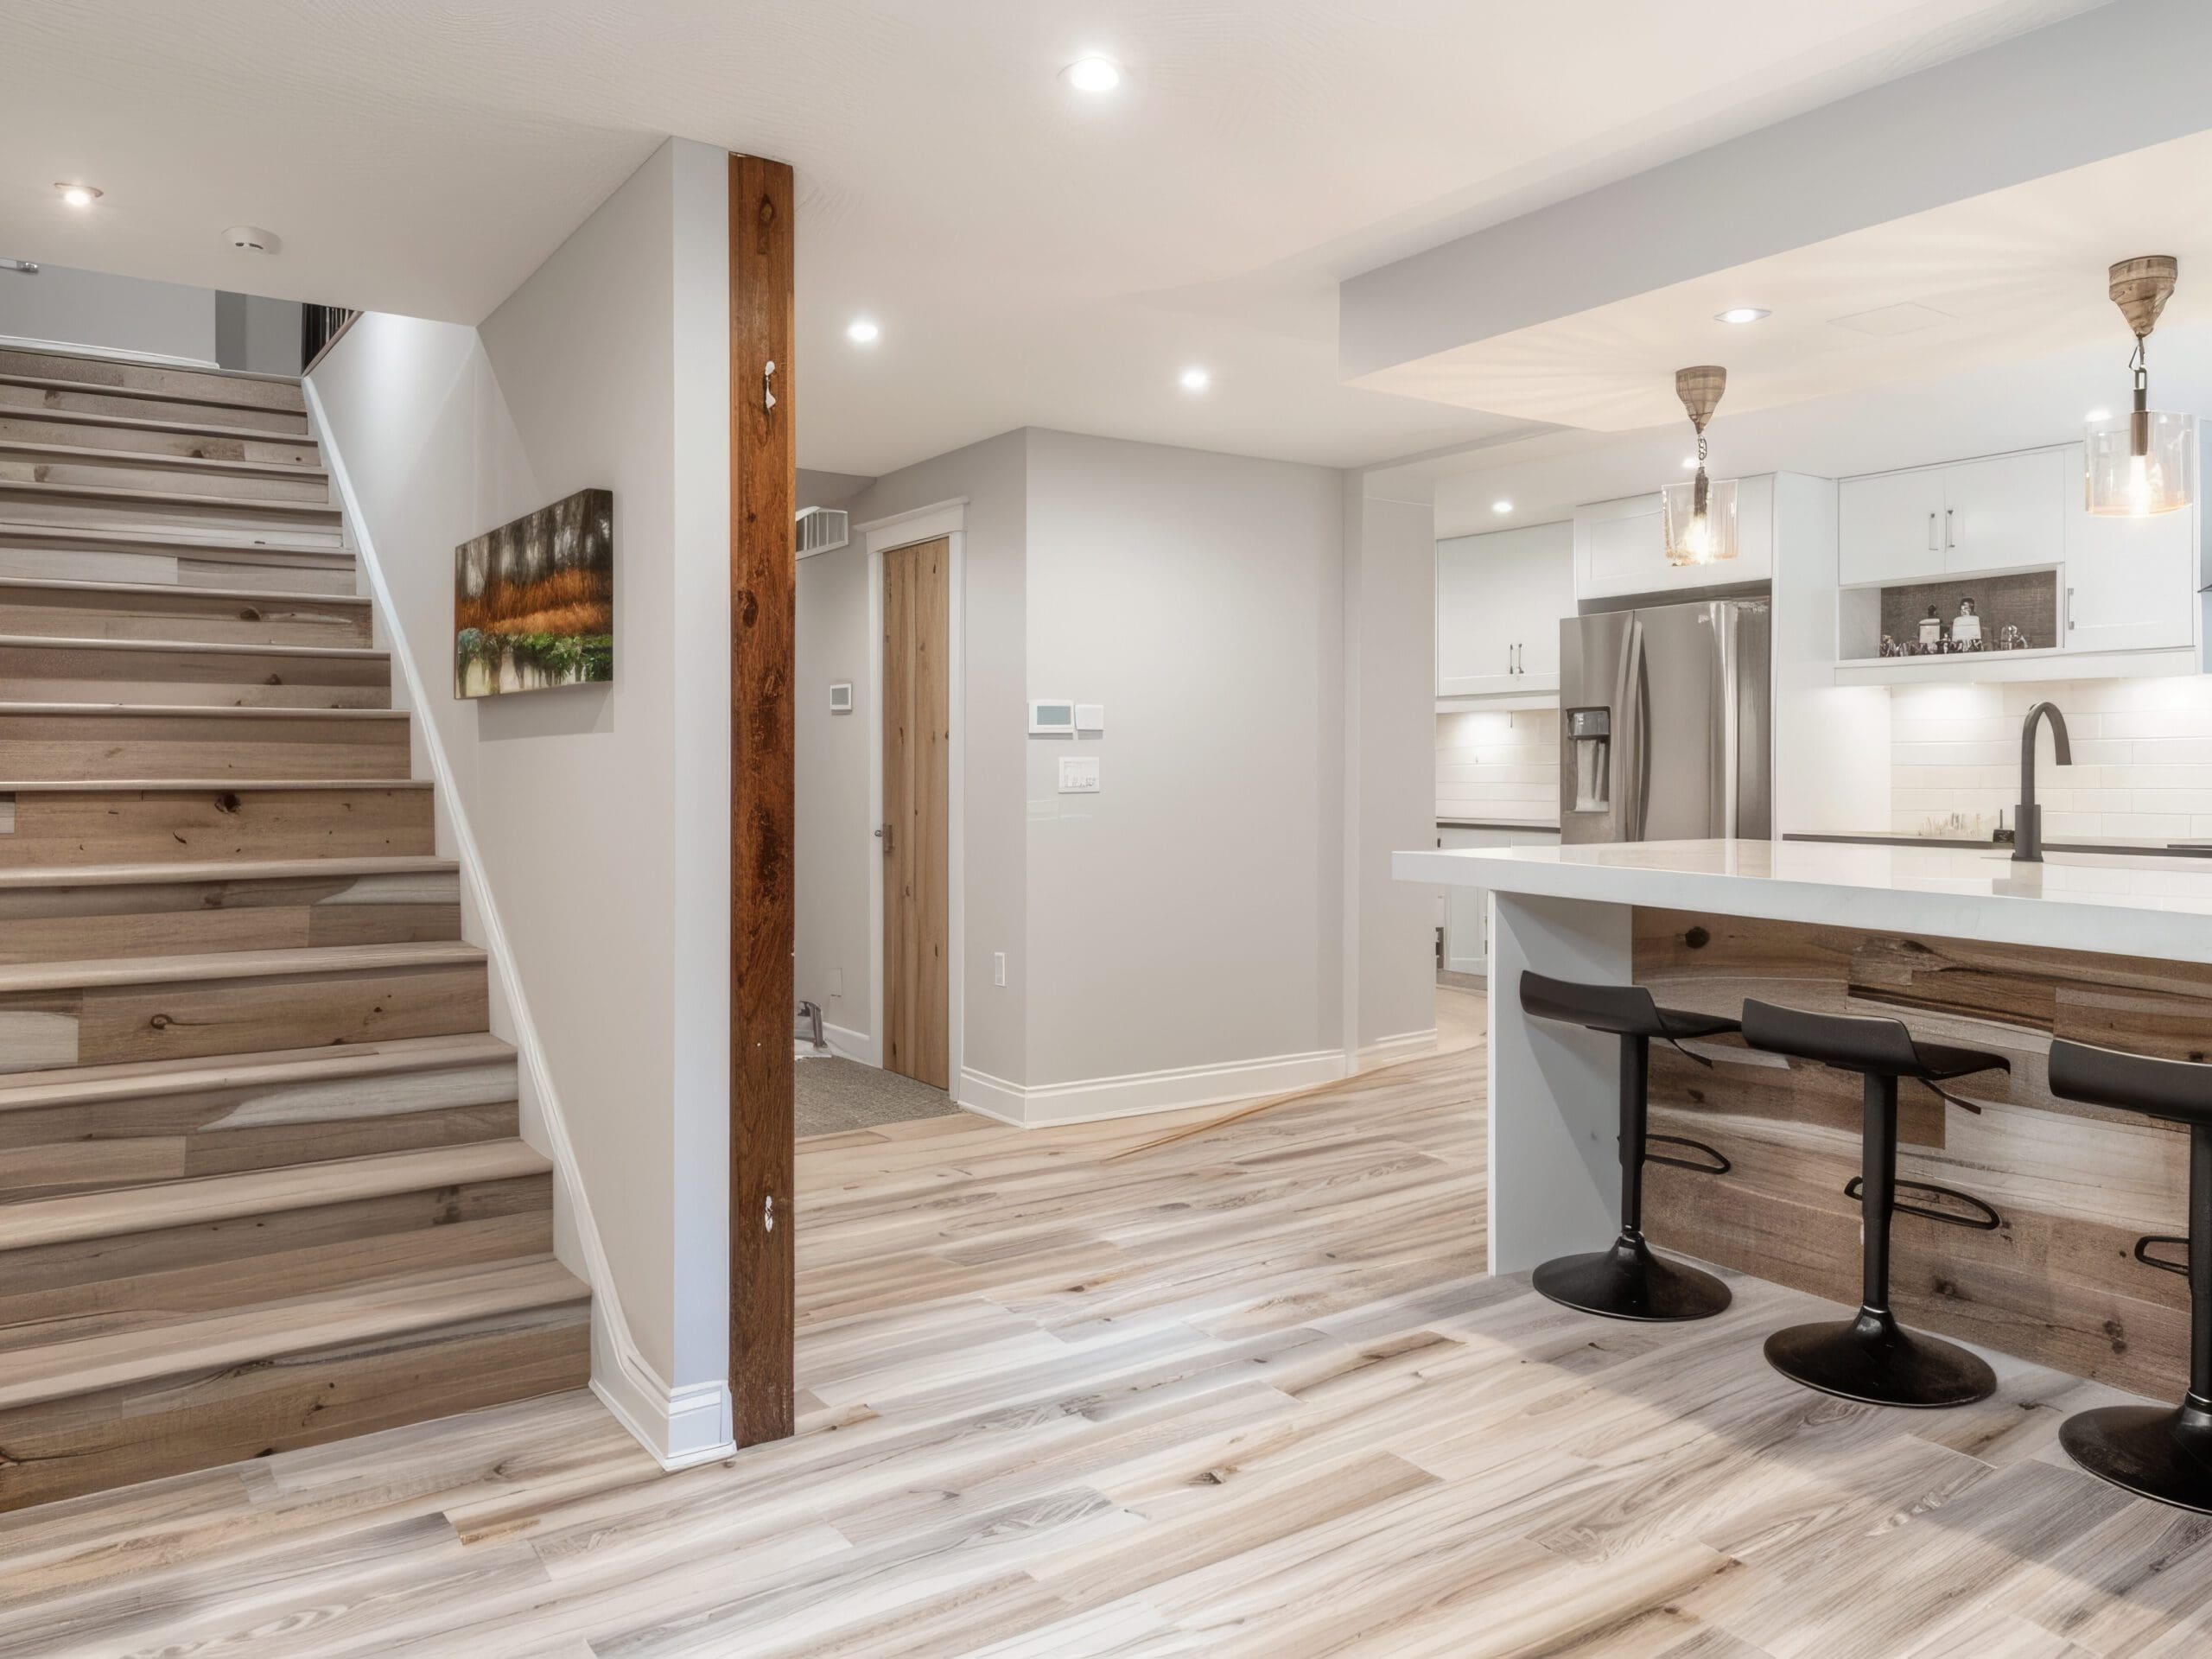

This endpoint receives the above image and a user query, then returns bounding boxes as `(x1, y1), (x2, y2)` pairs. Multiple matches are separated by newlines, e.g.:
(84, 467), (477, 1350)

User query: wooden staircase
(0, 346), (590, 1511)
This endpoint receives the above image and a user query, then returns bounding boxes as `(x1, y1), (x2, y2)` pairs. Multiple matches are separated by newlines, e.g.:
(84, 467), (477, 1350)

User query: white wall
(0, 260), (217, 364)
(307, 137), (731, 1456)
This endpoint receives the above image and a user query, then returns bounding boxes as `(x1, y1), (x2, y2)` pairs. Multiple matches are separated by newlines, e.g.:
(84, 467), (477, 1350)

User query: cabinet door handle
(2066, 586), (2075, 632)
(1945, 506), (1956, 551)
(1927, 511), (1938, 553)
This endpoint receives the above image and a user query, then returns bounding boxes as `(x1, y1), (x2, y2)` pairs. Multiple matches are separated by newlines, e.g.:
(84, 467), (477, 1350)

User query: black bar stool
(1741, 999), (2008, 1408)
(2047, 1038), (2212, 1513)
(1520, 971), (1738, 1322)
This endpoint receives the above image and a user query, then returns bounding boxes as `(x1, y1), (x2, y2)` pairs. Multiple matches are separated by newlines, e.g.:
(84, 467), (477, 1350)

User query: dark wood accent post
(728, 152), (796, 1445)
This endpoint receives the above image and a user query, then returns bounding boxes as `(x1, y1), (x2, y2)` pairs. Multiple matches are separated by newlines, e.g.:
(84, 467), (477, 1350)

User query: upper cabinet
(1437, 519), (1574, 697)
(1573, 474), (1775, 601)
(2063, 459), (2198, 652)
(1840, 449), (2065, 584)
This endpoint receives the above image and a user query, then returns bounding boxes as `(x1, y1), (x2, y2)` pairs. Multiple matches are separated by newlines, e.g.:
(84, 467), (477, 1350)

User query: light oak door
(881, 536), (950, 1089)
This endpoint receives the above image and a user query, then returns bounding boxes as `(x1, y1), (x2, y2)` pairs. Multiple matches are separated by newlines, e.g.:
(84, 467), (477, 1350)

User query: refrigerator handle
(1617, 618), (1649, 842)
(1636, 642), (1652, 841)
(1715, 602), (1739, 837)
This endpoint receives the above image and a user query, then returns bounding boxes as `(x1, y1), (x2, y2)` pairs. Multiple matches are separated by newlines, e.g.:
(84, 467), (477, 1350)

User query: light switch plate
(1058, 755), (1101, 793)
(1075, 702), (1105, 732)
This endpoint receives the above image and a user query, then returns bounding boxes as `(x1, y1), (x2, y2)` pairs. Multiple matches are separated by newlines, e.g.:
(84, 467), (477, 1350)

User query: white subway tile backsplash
(1886, 677), (2212, 836)
(1437, 708), (1558, 823)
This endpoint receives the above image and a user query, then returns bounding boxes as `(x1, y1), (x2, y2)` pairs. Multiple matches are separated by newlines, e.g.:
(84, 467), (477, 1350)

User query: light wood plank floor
(3, 1018), (2209, 1656)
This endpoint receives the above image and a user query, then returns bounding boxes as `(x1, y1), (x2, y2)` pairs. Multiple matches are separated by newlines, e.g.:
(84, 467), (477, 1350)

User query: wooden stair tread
(0, 439), (327, 480)
(0, 403), (319, 448)
(0, 372), (302, 416)
(0, 1255), (583, 1411)
(0, 702), (405, 719)
(0, 853), (456, 888)
(0, 574), (366, 606)
(0, 776), (429, 791)
(0, 938), (483, 994)
(0, 1032), (515, 1109)
(0, 478), (342, 518)
(0, 633), (383, 660)
(0, 1139), (546, 1255)
(0, 524), (355, 561)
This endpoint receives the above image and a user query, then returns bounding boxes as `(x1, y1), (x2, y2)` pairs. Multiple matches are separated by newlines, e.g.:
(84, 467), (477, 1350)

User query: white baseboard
(1359, 1027), (1439, 1070)
(958, 1046), (1348, 1128)
(823, 1020), (877, 1066)
(0, 332), (222, 370)
(589, 1322), (733, 1470)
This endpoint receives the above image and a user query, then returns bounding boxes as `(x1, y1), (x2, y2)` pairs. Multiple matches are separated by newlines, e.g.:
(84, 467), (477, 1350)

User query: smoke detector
(223, 226), (280, 254)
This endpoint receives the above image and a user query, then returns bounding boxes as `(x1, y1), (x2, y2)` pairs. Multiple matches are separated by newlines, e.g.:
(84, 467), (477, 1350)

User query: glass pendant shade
(1662, 473), (1738, 566)
(2084, 407), (2194, 517)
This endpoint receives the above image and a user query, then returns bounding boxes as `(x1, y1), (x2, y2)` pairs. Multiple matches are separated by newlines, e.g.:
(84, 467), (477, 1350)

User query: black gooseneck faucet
(2013, 701), (2072, 862)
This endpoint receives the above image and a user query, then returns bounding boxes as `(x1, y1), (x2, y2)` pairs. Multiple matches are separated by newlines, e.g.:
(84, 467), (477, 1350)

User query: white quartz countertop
(1391, 837), (2212, 965)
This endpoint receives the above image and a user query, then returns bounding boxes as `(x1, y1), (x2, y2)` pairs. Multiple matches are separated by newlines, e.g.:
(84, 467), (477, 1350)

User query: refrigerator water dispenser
(1567, 708), (1611, 813)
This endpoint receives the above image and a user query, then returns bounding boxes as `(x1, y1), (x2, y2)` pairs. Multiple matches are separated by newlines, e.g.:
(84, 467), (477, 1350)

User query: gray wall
(214, 290), (305, 375)
(0, 260), (218, 363)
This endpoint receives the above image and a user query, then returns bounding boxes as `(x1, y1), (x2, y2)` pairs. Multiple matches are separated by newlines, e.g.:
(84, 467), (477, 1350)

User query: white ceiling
(0, 0), (2104, 477)
(1358, 126), (2212, 433)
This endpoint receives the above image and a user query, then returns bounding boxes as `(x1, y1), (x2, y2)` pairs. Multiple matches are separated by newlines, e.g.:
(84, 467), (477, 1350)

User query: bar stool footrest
(1844, 1175), (2002, 1230)
(1645, 1134), (1731, 1175)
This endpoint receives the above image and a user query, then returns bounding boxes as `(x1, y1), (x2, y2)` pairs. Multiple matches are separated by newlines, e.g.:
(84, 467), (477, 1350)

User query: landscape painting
(454, 488), (613, 698)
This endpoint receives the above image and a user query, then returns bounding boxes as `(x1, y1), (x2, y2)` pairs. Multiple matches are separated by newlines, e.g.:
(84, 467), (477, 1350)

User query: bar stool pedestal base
(2061, 1400), (2212, 1514)
(1764, 1307), (1995, 1408)
(1532, 1233), (1732, 1323)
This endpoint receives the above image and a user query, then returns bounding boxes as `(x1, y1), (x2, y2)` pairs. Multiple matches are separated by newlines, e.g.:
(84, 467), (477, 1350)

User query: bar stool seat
(1742, 999), (2008, 1409)
(2047, 1038), (2212, 1514)
(1521, 971), (1738, 1323)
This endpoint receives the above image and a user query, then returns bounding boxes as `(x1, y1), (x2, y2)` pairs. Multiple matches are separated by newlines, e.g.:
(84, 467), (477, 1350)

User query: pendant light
(2085, 256), (2194, 517)
(1661, 365), (1735, 565)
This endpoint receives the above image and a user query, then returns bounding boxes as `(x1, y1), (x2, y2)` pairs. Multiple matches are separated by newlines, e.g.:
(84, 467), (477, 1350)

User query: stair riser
(0, 413), (318, 467)
(0, 872), (460, 963)
(0, 711), (410, 781)
(0, 352), (305, 415)
(0, 785), (433, 865)
(0, 451), (331, 504)
(0, 1175), (550, 1306)
(0, 641), (391, 709)
(0, 537), (357, 595)
(0, 379), (311, 435)
(0, 1065), (518, 1200)
(0, 1298), (588, 1513)
(0, 586), (369, 646)
(0, 484), (343, 543)
(0, 961), (490, 1073)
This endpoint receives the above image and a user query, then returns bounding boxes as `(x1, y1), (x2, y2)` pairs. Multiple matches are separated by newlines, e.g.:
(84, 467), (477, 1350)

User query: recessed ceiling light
(846, 318), (880, 344)
(54, 181), (101, 208)
(1063, 55), (1122, 92)
(1491, 499), (1513, 514)
(1714, 307), (1770, 325)
(2085, 407), (2112, 423)
(1179, 366), (1211, 392)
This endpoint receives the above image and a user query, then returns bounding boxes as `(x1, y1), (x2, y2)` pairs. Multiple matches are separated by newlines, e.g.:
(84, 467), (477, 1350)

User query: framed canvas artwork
(454, 488), (613, 697)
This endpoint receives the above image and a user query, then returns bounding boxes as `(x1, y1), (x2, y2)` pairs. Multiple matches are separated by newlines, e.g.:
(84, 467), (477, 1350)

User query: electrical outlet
(993, 951), (1007, 987)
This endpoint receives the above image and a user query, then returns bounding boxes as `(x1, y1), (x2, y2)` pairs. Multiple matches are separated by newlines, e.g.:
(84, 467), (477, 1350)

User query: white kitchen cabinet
(1838, 467), (1945, 585)
(1437, 824), (1560, 972)
(1840, 448), (2068, 585)
(1437, 520), (1573, 696)
(1943, 448), (2066, 573)
(1573, 474), (1774, 601)
(2063, 459), (2198, 652)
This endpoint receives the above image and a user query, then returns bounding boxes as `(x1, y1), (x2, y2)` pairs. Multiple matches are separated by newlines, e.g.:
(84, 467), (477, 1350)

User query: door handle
(874, 822), (893, 855)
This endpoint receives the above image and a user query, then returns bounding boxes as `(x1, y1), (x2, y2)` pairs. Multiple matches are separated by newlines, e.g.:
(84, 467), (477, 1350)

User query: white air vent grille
(795, 505), (849, 556)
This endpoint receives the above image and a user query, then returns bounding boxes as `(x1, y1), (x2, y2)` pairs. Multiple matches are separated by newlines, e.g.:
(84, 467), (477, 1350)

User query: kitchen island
(1392, 836), (2212, 1399)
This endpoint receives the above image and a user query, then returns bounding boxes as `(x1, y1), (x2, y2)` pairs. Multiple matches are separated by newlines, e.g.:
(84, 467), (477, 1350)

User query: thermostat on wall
(829, 681), (854, 714)
(1029, 698), (1076, 734)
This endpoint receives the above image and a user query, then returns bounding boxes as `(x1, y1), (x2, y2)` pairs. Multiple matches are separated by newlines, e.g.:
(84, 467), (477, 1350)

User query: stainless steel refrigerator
(1558, 598), (1770, 843)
